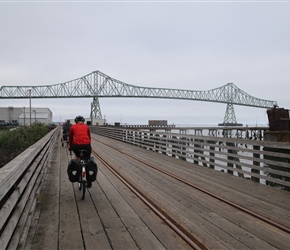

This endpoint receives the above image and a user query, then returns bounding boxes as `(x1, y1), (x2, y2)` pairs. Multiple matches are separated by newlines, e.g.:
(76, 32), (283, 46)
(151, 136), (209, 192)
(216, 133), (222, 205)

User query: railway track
(92, 137), (290, 249)
(93, 149), (205, 250)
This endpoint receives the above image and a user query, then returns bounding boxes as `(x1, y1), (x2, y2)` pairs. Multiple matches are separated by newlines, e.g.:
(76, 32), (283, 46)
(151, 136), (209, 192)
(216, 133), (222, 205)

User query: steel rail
(92, 149), (207, 250)
(93, 138), (290, 235)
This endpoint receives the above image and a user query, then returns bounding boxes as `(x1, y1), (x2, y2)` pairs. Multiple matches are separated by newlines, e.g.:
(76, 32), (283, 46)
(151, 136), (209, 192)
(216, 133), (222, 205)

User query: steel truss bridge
(0, 70), (278, 125)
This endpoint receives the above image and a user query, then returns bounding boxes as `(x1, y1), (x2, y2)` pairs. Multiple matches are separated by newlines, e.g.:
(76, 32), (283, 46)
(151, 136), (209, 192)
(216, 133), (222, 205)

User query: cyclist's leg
(71, 144), (81, 162)
(85, 144), (92, 160)
(63, 131), (67, 141)
(66, 132), (69, 146)
(62, 132), (66, 146)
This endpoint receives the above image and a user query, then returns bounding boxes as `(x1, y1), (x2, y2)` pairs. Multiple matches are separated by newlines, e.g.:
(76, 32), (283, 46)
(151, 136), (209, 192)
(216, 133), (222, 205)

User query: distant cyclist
(62, 120), (71, 146)
(69, 115), (92, 161)
(63, 119), (72, 134)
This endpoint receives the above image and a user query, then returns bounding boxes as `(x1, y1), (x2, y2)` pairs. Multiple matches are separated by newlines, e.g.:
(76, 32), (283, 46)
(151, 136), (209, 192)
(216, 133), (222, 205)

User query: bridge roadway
(25, 133), (290, 250)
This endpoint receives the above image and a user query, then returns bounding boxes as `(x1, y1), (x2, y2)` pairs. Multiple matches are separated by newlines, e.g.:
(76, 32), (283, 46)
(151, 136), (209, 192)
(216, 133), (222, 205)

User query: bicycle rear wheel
(81, 181), (86, 200)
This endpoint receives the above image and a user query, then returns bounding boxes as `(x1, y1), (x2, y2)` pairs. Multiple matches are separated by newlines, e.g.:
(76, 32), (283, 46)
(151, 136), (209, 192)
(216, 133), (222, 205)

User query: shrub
(0, 123), (49, 168)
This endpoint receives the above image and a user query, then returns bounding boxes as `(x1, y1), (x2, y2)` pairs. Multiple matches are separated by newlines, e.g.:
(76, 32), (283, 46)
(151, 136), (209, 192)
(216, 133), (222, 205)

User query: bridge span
(1, 126), (290, 249)
(0, 70), (278, 125)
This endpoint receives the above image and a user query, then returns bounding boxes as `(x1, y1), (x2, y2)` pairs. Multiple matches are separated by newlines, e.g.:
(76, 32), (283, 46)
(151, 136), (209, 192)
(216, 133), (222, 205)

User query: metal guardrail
(91, 126), (290, 191)
(0, 126), (59, 250)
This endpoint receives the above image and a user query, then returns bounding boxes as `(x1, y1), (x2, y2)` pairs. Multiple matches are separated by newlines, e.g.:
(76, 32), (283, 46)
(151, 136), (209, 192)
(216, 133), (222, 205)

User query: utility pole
(28, 89), (31, 126)
(23, 107), (26, 125)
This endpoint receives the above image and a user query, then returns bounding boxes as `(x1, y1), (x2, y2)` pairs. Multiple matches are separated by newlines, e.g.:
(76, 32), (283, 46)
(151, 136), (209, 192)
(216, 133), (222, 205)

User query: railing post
(227, 142), (234, 175)
(252, 145), (260, 183)
(209, 140), (216, 169)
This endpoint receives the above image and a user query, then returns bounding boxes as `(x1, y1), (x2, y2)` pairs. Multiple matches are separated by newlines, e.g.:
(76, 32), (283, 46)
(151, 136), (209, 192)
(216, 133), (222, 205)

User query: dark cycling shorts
(72, 144), (92, 159)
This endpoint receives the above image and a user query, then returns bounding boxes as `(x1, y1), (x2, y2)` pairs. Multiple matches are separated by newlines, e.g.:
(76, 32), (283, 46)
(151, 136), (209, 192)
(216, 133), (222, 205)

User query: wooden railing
(91, 126), (290, 190)
(0, 126), (59, 250)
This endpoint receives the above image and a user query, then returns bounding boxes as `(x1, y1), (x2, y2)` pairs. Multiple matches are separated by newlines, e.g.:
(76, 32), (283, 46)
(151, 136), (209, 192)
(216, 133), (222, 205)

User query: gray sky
(1, 1), (289, 126)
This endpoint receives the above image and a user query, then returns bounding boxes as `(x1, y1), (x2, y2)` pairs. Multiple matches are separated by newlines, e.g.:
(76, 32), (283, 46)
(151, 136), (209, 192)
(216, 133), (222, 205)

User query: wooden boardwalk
(25, 133), (290, 250)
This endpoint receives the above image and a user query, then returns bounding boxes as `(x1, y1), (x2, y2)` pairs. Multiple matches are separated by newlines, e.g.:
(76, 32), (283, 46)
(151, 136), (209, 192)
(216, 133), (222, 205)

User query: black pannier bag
(86, 157), (98, 182)
(67, 159), (81, 182)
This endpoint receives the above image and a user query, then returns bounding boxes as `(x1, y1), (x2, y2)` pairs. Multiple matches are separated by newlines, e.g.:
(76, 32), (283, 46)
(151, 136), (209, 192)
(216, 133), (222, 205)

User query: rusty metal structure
(148, 120), (168, 127)
(0, 70), (278, 125)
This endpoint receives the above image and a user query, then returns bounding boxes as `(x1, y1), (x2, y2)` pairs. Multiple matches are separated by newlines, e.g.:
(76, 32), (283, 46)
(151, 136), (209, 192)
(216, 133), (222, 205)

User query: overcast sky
(1, 1), (289, 126)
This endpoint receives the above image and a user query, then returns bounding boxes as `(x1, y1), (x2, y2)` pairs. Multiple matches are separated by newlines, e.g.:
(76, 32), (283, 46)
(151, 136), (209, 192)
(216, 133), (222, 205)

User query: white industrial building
(0, 107), (52, 126)
(65, 117), (107, 126)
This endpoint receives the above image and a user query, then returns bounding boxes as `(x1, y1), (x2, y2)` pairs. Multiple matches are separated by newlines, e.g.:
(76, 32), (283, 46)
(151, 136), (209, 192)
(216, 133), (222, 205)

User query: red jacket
(69, 123), (91, 145)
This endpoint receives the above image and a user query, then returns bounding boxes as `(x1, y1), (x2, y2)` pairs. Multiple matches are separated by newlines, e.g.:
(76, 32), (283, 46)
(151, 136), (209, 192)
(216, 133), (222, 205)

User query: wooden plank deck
(25, 133), (290, 250)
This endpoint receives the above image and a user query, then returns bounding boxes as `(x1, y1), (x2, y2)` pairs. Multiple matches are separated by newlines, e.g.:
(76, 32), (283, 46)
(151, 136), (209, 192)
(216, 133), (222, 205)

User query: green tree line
(0, 123), (50, 168)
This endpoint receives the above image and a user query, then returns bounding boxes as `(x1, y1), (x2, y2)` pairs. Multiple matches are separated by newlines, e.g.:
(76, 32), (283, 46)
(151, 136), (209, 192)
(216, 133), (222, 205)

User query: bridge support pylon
(90, 97), (102, 119)
(219, 103), (243, 126)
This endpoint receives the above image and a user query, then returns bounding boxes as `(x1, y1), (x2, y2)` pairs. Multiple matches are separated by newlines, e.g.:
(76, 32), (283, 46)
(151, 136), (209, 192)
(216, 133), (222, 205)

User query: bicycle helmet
(75, 115), (85, 123)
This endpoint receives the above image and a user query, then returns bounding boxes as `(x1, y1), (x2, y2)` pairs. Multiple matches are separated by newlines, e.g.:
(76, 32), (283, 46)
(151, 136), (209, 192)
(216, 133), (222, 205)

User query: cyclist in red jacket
(69, 115), (92, 161)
